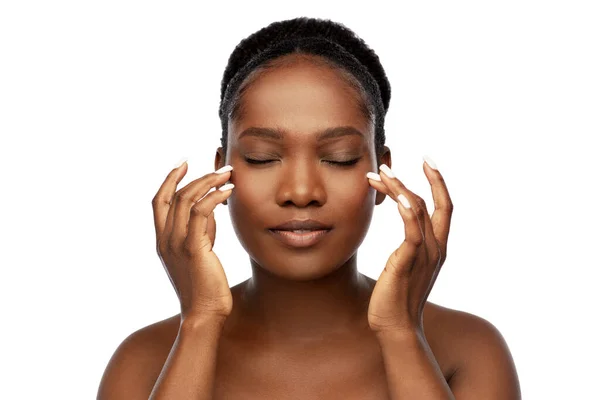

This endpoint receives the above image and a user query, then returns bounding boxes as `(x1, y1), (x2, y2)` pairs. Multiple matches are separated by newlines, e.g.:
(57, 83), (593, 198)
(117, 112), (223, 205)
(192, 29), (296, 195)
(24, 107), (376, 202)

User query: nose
(274, 157), (327, 208)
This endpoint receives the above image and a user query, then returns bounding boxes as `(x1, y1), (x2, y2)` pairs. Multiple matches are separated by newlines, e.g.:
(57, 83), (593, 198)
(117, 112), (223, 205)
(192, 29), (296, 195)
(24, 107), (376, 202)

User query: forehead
(229, 58), (372, 144)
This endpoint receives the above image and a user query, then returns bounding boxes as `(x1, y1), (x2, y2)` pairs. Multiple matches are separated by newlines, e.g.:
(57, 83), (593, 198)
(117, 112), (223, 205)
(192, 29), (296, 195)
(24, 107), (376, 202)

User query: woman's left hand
(366, 158), (453, 335)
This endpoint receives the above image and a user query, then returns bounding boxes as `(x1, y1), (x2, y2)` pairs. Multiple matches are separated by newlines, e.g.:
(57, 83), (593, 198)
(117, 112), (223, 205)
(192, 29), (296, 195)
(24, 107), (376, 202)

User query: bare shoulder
(425, 302), (522, 398)
(425, 302), (515, 354)
(96, 282), (251, 399)
(425, 301), (505, 338)
(96, 315), (181, 400)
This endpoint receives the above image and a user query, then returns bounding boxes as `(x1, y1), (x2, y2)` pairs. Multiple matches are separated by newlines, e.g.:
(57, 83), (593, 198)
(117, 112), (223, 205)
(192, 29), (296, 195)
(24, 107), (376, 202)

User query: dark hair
(218, 17), (391, 160)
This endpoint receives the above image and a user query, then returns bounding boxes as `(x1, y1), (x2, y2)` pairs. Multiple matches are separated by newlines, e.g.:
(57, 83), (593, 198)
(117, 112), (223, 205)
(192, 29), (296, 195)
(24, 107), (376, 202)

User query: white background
(1, 1), (598, 398)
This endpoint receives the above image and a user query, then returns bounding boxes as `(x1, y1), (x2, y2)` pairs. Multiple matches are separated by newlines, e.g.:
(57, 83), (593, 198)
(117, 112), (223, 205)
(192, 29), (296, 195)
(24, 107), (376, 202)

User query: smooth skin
(152, 164), (234, 321)
(366, 161), (452, 334)
(97, 53), (521, 399)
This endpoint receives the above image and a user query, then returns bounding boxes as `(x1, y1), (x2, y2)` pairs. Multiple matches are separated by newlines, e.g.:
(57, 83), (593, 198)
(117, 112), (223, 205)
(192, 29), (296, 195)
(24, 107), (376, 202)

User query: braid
(218, 17), (391, 160)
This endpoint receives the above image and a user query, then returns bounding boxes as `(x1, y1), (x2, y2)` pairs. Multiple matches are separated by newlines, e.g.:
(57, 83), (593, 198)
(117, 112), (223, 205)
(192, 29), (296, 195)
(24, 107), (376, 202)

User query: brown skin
(216, 55), (385, 344)
(98, 54), (521, 399)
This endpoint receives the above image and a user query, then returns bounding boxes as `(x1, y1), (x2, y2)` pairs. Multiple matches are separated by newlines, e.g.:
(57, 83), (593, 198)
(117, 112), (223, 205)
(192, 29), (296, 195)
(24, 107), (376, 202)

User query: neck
(233, 253), (373, 343)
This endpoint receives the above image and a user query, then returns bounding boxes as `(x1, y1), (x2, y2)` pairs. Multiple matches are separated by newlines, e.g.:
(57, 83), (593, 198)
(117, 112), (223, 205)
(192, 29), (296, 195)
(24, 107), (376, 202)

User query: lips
(268, 228), (331, 248)
(269, 219), (332, 231)
(268, 219), (332, 248)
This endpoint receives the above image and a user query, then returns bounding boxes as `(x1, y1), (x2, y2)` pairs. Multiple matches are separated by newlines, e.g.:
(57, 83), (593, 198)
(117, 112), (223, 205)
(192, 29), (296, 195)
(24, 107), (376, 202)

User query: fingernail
(215, 165), (233, 174)
(423, 155), (438, 170)
(398, 194), (411, 209)
(379, 164), (395, 178)
(366, 172), (381, 181)
(174, 156), (188, 169)
(218, 183), (235, 191)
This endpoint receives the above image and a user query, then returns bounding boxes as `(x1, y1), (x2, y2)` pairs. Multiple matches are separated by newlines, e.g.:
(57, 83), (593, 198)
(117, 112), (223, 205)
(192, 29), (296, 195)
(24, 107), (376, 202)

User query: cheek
(330, 173), (374, 205)
(227, 176), (271, 223)
(328, 175), (375, 249)
(329, 174), (376, 227)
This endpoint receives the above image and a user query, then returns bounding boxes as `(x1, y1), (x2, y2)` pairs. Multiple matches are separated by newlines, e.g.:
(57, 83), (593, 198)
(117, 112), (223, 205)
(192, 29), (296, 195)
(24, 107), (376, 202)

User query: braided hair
(218, 17), (391, 161)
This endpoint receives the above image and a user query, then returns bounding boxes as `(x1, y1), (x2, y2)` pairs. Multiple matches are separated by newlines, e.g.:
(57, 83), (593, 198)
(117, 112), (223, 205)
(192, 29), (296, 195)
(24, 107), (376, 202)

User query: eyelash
(244, 158), (361, 166)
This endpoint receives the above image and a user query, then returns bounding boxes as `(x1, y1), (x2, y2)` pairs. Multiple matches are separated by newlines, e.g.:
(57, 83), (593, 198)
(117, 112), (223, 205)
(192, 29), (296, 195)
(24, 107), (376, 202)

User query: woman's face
(218, 56), (388, 281)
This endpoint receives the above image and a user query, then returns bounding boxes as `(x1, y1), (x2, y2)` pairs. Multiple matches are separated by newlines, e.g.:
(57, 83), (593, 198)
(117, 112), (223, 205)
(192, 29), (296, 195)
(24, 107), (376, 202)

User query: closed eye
(326, 158), (361, 166)
(244, 158), (361, 166)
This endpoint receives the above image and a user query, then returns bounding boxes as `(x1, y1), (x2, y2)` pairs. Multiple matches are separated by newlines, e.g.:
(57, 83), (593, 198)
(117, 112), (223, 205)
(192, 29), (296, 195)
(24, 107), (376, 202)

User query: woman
(97, 17), (521, 399)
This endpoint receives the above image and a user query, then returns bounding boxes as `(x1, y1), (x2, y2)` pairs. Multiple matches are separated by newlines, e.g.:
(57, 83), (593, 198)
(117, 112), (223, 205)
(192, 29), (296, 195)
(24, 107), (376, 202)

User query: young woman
(97, 17), (521, 399)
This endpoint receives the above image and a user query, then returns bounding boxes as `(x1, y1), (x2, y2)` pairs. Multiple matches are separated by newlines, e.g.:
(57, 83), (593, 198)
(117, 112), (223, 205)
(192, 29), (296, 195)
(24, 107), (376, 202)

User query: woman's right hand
(152, 160), (234, 322)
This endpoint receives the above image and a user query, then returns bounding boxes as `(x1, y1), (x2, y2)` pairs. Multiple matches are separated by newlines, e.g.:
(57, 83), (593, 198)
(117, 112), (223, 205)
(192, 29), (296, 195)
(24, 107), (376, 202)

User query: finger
(407, 193), (440, 266)
(152, 161), (188, 244)
(397, 193), (442, 300)
(385, 237), (419, 277)
(169, 168), (232, 251)
(367, 172), (439, 257)
(378, 165), (429, 244)
(185, 184), (234, 253)
(366, 172), (392, 197)
(368, 171), (424, 271)
(395, 193), (426, 251)
(206, 209), (216, 245)
(422, 157), (453, 262)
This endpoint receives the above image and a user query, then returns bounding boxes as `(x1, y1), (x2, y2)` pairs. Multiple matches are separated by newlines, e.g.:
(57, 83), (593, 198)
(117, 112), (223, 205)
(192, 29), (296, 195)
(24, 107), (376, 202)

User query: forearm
(149, 316), (226, 400)
(376, 329), (455, 400)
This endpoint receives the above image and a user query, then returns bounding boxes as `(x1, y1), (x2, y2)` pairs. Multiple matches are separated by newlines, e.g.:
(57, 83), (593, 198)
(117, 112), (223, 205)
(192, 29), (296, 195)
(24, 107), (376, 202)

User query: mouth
(268, 228), (332, 248)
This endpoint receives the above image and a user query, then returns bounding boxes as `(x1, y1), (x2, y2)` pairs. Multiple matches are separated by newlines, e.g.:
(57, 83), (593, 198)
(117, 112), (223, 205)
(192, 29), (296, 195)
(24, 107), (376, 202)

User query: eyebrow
(237, 126), (365, 142)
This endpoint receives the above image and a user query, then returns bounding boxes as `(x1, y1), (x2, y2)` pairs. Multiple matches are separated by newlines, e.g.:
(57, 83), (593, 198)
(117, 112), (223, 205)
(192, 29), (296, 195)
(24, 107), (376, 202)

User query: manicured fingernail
(379, 164), (395, 178)
(215, 165), (233, 174)
(423, 155), (438, 170)
(218, 183), (235, 191)
(174, 157), (188, 169)
(398, 194), (411, 209)
(366, 172), (381, 181)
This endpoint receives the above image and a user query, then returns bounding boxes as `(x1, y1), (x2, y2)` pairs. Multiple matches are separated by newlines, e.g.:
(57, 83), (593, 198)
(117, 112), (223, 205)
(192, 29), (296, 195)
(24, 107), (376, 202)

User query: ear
(375, 146), (391, 206)
(214, 147), (225, 171)
(214, 147), (229, 205)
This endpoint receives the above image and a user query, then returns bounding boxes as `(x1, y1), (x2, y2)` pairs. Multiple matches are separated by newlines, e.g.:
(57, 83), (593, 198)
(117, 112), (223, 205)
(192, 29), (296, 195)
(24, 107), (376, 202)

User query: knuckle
(185, 191), (199, 203)
(175, 190), (193, 203)
(415, 197), (427, 211)
(191, 202), (209, 217)
(182, 242), (196, 258)
(151, 195), (167, 207)
(190, 204), (201, 215)
(413, 233), (424, 246)
(157, 239), (168, 256)
(414, 195), (425, 207)
(414, 204), (426, 218)
(166, 237), (178, 253)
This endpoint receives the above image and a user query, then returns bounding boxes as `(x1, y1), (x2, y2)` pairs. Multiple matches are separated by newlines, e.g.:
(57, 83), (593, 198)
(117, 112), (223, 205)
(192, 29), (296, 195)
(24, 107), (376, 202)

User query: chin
(243, 229), (360, 282)
(251, 256), (348, 282)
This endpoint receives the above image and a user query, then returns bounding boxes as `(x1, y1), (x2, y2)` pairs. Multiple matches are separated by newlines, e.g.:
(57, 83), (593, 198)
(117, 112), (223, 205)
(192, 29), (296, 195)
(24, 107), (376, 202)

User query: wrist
(180, 313), (228, 331)
(373, 325), (424, 342)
